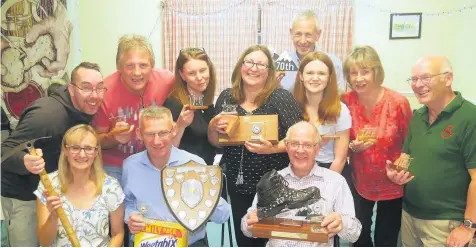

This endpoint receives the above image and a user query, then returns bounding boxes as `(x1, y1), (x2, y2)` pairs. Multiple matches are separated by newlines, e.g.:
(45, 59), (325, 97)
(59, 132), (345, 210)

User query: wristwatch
(463, 219), (476, 228)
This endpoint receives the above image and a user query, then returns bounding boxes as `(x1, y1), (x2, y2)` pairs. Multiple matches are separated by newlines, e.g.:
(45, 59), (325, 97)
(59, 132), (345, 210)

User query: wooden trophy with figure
(217, 103), (278, 146)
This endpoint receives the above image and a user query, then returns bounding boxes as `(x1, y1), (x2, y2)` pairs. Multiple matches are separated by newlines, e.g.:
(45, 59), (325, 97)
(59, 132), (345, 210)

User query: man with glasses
(241, 121), (361, 246)
(278, 10), (345, 93)
(92, 34), (174, 185)
(386, 56), (476, 247)
(123, 106), (231, 246)
(1, 62), (105, 246)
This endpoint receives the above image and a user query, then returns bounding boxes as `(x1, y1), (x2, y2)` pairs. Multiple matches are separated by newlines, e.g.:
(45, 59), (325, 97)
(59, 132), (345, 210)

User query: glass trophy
(357, 126), (377, 143)
(188, 95), (208, 110)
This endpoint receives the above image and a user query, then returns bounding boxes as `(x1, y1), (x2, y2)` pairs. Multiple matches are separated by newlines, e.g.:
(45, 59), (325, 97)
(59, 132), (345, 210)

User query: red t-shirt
(342, 87), (412, 201)
(92, 69), (174, 167)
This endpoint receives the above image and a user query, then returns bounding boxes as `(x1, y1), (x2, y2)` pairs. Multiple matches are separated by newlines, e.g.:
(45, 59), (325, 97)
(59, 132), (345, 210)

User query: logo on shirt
(440, 124), (455, 139)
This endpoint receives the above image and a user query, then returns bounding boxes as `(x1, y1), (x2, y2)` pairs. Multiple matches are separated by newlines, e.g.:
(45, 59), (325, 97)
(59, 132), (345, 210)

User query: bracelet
(349, 141), (356, 152)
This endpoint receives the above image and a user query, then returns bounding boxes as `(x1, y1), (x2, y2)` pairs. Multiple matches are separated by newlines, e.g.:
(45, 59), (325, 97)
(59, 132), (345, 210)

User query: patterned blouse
(214, 88), (303, 194)
(342, 88), (412, 201)
(34, 171), (125, 247)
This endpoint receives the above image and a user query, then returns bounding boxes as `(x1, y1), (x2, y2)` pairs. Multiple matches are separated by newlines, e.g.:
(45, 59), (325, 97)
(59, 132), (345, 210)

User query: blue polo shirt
(122, 146), (231, 245)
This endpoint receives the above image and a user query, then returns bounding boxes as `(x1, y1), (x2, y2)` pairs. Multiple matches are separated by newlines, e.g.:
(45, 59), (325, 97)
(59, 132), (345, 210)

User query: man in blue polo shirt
(122, 106), (231, 246)
(277, 10), (345, 92)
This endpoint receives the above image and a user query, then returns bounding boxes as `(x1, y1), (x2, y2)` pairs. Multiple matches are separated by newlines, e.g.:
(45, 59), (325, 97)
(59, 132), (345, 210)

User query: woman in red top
(342, 46), (412, 247)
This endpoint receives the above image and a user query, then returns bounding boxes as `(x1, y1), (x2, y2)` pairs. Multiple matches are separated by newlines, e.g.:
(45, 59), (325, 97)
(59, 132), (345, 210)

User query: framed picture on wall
(389, 13), (422, 39)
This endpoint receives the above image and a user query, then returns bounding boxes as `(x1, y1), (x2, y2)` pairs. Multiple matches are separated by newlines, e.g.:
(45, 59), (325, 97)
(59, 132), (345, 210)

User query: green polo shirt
(402, 92), (476, 220)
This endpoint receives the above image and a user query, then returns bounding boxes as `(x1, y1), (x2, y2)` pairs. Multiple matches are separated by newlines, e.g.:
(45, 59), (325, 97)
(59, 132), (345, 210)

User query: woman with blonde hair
(35, 124), (125, 247)
(342, 46), (412, 246)
(163, 47), (217, 164)
(292, 51), (351, 175)
(208, 44), (303, 247)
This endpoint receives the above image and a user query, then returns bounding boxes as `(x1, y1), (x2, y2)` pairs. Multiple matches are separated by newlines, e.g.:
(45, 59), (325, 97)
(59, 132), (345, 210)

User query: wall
(73, 0), (475, 108)
(74, 0), (164, 76)
(353, 0), (476, 108)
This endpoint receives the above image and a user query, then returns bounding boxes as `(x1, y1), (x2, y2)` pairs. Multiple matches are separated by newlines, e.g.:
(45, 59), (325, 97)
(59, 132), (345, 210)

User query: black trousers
(227, 182), (267, 247)
(352, 192), (402, 247)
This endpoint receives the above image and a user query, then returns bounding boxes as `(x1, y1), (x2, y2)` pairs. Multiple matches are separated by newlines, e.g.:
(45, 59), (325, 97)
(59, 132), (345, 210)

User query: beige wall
(353, 0), (476, 109)
(74, 0), (475, 109)
(76, 0), (164, 76)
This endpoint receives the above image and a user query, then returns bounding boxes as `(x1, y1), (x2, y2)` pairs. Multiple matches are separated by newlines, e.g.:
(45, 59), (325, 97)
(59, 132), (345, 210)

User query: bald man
(386, 56), (476, 247)
(241, 121), (361, 247)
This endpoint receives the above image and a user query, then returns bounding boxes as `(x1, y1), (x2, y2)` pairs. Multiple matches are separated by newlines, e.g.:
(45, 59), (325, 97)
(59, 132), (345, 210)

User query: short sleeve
(102, 176), (125, 212)
(337, 102), (352, 131)
(462, 122), (476, 169)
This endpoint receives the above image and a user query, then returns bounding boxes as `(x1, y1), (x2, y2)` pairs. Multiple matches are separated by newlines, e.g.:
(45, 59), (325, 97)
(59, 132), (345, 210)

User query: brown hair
(71, 62), (101, 84)
(169, 48), (216, 105)
(231, 44), (279, 107)
(343, 45), (385, 86)
(292, 51), (341, 123)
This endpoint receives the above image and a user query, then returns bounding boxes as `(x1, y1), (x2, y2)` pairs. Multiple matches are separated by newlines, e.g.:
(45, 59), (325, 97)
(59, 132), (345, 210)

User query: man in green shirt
(386, 56), (476, 247)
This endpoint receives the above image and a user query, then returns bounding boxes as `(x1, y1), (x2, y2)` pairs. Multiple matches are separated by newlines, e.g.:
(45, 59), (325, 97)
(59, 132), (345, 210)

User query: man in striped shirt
(241, 121), (361, 246)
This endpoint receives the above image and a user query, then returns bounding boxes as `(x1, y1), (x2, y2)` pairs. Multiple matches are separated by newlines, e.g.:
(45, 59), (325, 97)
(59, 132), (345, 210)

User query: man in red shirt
(92, 34), (174, 183)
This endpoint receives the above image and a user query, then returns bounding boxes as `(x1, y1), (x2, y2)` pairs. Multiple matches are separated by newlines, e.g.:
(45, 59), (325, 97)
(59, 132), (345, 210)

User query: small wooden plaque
(249, 217), (329, 243)
(188, 105), (208, 110)
(218, 115), (279, 146)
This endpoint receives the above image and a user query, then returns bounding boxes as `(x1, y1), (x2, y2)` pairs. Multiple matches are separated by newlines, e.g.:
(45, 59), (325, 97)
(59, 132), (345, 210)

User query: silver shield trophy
(161, 160), (222, 232)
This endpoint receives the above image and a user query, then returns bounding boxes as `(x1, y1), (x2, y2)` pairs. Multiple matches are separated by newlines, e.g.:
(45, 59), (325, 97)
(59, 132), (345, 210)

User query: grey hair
(291, 10), (320, 31)
(285, 121), (322, 144)
(138, 106), (173, 128)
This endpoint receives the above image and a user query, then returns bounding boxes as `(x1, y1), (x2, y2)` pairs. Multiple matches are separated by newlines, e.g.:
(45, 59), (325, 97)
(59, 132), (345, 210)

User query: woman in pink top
(342, 46), (412, 247)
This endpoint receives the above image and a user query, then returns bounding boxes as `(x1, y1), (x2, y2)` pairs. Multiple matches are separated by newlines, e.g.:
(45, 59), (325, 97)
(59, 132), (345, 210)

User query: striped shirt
(241, 163), (362, 246)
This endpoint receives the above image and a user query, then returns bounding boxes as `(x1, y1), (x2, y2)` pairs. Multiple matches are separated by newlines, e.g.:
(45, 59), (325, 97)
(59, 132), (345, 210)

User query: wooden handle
(31, 149), (81, 247)
(108, 124), (131, 136)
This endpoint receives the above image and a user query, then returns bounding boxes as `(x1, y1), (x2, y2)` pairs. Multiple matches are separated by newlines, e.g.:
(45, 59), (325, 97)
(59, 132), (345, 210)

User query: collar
(137, 146), (182, 170)
(415, 91), (464, 118)
(281, 162), (324, 181)
(292, 44), (318, 64)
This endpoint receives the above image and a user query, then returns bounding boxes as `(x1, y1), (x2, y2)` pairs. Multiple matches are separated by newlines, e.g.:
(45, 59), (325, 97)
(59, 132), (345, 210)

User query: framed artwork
(389, 13), (422, 39)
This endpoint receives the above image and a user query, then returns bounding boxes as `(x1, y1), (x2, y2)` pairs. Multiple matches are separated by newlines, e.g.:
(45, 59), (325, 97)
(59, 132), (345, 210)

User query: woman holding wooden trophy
(163, 47), (217, 164)
(341, 46), (413, 247)
(292, 51), (352, 179)
(35, 124), (125, 247)
(207, 44), (303, 247)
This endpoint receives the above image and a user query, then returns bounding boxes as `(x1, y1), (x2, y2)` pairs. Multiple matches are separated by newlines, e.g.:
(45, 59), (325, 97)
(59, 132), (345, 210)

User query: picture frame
(389, 13), (422, 39)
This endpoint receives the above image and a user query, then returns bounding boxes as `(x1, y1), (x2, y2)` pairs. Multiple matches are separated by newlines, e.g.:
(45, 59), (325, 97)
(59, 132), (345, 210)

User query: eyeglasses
(284, 140), (319, 150)
(143, 129), (172, 139)
(243, 60), (269, 70)
(65, 145), (98, 155)
(406, 72), (449, 85)
(70, 83), (107, 95)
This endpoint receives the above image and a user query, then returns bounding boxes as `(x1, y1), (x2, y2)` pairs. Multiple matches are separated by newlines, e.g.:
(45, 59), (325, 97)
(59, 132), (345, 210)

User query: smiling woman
(342, 45), (413, 247)
(34, 124), (125, 247)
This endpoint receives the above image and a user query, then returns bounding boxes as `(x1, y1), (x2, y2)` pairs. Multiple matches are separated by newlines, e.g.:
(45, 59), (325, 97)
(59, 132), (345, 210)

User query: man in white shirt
(241, 121), (361, 246)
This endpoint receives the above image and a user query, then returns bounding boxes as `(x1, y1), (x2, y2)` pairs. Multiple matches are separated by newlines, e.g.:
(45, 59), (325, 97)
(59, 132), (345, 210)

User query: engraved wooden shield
(161, 160), (222, 232)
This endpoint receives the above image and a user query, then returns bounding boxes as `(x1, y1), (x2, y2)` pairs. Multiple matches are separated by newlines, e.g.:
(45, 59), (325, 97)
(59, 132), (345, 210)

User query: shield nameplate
(161, 160), (222, 232)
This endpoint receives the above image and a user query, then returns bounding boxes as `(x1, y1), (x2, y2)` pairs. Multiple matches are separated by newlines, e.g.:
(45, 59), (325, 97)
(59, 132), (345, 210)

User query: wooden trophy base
(388, 163), (413, 177)
(189, 105), (208, 110)
(249, 217), (329, 243)
(321, 135), (340, 140)
(218, 115), (278, 146)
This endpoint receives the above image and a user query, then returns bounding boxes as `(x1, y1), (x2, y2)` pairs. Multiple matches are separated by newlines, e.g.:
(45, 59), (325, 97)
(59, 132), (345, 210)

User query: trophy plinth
(357, 127), (377, 143)
(218, 115), (278, 146)
(189, 105), (208, 110)
(390, 154), (414, 176)
(249, 217), (328, 243)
